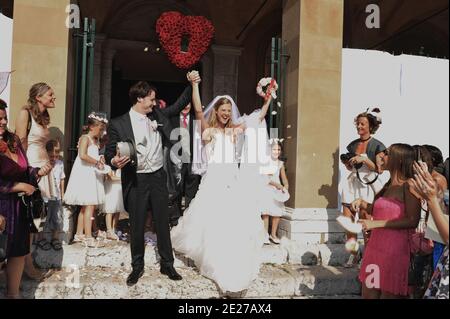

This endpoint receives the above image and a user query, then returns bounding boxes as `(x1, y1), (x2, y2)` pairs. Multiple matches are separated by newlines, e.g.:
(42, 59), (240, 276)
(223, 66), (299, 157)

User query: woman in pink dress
(352, 144), (421, 299)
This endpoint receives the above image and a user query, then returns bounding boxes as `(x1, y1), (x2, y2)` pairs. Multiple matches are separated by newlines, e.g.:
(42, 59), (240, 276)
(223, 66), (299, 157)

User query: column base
(279, 208), (346, 245)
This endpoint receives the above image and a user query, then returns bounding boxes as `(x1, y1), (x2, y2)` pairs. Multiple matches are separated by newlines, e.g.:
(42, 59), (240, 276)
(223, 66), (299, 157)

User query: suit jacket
(105, 86), (193, 206)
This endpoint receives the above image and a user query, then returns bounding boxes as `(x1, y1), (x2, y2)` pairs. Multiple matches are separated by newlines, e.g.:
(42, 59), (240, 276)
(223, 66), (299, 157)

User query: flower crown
(88, 112), (109, 124)
(269, 138), (285, 145)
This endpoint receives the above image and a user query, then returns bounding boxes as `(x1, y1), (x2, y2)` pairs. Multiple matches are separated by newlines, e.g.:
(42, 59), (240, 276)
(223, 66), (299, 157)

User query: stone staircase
(0, 208), (363, 299)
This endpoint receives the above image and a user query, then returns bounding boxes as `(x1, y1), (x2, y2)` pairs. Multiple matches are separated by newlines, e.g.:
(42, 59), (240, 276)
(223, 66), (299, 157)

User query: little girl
(260, 140), (290, 244)
(103, 169), (126, 240)
(64, 112), (107, 247)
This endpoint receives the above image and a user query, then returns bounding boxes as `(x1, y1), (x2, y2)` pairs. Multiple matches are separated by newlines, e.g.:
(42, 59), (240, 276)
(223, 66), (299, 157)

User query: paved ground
(0, 240), (361, 299)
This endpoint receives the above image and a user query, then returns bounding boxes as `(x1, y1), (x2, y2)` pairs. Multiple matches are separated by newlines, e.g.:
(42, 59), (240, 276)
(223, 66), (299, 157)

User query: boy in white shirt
(45, 140), (66, 250)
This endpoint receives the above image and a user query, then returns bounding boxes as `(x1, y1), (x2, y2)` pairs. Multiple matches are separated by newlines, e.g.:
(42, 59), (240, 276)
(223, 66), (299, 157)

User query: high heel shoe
(269, 235), (281, 245)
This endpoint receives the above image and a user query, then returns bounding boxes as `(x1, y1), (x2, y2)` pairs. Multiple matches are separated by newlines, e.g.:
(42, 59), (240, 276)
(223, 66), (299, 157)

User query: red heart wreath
(156, 11), (215, 69)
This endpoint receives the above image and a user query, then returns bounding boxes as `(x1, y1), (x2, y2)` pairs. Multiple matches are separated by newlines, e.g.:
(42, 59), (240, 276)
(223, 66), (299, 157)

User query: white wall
(338, 49), (449, 207)
(340, 49), (449, 185)
(0, 13), (13, 112)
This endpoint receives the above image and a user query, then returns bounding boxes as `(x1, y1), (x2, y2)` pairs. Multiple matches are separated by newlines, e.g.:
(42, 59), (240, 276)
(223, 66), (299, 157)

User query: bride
(171, 80), (272, 293)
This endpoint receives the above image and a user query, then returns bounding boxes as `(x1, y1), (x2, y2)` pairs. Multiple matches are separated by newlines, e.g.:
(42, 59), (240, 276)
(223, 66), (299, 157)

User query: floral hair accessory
(269, 138), (285, 145)
(365, 107), (382, 124)
(88, 112), (109, 124)
(257, 78), (278, 100)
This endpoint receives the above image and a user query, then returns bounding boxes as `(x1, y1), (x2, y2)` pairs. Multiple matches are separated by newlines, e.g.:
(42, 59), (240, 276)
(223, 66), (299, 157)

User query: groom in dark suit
(105, 72), (200, 286)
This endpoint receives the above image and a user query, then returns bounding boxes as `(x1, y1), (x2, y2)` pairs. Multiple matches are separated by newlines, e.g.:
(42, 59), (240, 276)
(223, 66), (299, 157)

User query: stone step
(283, 208), (342, 221)
(0, 264), (361, 299)
(279, 208), (348, 245)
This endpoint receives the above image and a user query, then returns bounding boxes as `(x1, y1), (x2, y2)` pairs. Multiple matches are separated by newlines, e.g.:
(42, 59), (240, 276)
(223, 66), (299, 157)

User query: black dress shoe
(160, 265), (182, 281)
(126, 268), (144, 286)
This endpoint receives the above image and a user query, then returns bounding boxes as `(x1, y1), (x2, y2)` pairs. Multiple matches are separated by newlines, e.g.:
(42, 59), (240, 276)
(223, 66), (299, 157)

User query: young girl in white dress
(64, 113), (108, 247)
(260, 140), (290, 244)
(103, 169), (126, 240)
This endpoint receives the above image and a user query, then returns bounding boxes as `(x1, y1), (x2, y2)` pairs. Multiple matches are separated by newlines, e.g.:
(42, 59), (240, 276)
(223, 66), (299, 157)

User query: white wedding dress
(171, 131), (266, 293)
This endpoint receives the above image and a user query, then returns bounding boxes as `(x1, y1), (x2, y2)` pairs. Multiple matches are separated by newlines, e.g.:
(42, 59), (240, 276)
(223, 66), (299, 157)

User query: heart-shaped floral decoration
(156, 11), (215, 69)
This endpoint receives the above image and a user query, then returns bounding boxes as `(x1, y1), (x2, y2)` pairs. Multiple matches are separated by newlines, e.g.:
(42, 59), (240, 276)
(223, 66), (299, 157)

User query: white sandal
(72, 234), (85, 243)
(106, 230), (119, 241)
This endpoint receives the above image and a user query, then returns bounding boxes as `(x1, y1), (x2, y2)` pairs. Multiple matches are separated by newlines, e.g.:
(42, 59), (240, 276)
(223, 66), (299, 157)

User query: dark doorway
(111, 51), (201, 118)
(111, 73), (189, 118)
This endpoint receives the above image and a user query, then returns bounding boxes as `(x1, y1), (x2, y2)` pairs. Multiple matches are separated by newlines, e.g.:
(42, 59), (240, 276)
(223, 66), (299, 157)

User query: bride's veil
(191, 95), (243, 176)
(202, 95), (242, 125)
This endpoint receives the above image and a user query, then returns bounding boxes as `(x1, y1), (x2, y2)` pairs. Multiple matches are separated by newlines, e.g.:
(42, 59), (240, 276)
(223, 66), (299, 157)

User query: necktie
(182, 114), (188, 128)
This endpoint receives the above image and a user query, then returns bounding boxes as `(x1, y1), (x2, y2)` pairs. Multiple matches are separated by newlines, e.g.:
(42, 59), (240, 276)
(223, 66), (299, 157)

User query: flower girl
(260, 139), (290, 244)
(64, 112), (108, 247)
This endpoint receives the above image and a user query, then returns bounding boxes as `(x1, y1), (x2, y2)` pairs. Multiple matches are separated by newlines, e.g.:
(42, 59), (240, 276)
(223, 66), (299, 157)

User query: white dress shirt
(129, 108), (163, 173)
(180, 113), (191, 158)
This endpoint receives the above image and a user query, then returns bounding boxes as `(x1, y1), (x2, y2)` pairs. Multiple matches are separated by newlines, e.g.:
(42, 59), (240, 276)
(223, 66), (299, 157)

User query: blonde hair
(208, 97), (234, 129)
(23, 82), (52, 126)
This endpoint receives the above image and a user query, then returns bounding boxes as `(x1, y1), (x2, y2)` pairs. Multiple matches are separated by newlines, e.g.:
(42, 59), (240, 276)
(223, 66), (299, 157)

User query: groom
(105, 72), (200, 286)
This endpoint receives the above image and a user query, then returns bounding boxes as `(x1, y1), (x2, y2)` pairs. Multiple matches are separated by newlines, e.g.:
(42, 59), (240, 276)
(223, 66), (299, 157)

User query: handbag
(410, 229), (434, 255)
(19, 189), (48, 233)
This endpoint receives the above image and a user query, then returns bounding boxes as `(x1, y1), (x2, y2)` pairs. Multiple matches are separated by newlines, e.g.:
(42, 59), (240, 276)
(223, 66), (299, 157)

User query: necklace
(360, 136), (372, 143)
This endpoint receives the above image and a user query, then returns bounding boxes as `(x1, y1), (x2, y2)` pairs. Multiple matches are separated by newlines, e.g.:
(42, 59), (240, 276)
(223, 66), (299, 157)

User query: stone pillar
(280, 0), (344, 243)
(100, 45), (116, 116)
(9, 0), (70, 135)
(91, 34), (106, 113)
(211, 45), (243, 102)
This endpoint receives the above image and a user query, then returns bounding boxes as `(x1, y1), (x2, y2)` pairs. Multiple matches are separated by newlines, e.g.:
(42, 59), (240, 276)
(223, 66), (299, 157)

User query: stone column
(100, 45), (116, 116)
(211, 45), (243, 102)
(9, 0), (70, 134)
(279, 0), (344, 243)
(91, 34), (106, 113)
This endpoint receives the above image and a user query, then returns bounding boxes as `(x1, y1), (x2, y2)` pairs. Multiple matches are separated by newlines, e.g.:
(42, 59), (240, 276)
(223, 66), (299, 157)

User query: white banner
(0, 13), (13, 109)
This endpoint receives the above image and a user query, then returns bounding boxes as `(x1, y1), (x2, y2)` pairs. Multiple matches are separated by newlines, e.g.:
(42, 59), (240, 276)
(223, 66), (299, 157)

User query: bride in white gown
(171, 82), (272, 293)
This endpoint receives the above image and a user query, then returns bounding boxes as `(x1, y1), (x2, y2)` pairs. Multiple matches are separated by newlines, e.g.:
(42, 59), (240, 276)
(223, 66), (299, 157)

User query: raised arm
(411, 161), (449, 245)
(161, 85), (193, 118)
(192, 82), (209, 133)
(258, 95), (273, 122)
